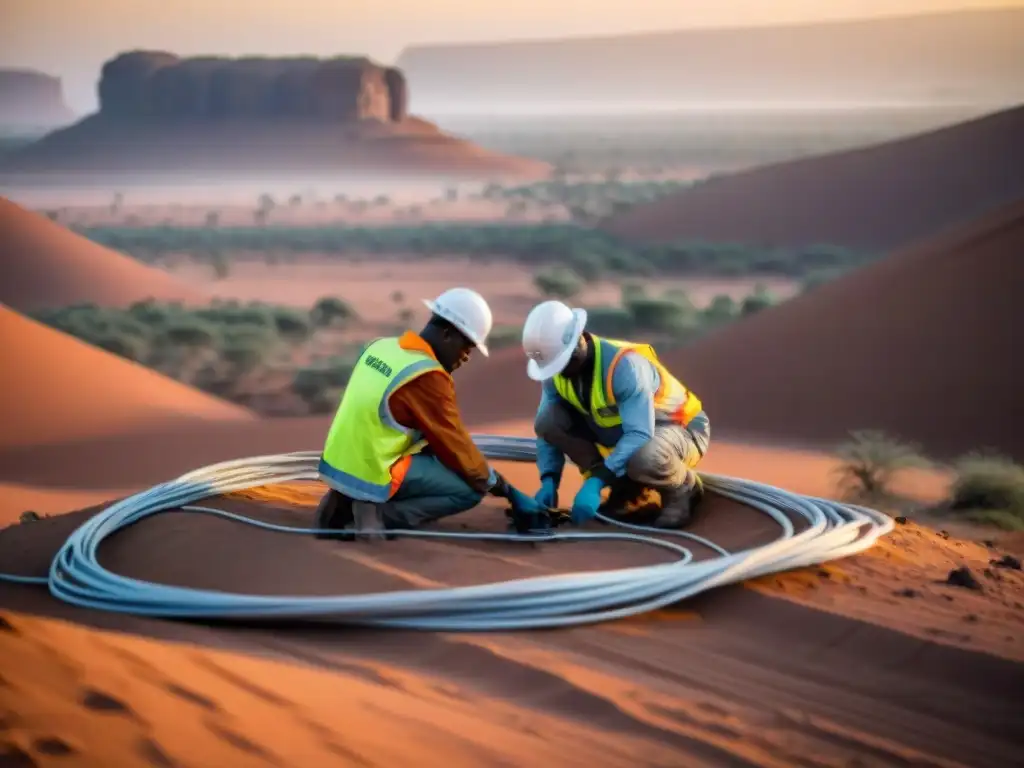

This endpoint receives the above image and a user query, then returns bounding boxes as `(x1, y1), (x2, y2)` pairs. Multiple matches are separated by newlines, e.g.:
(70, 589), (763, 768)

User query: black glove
(507, 486), (552, 534)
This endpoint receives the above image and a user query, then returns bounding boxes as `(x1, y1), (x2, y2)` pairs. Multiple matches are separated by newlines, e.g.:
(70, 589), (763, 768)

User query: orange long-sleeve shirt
(387, 331), (494, 494)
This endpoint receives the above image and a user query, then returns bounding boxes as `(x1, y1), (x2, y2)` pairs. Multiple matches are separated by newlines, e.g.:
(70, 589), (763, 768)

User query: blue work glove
(534, 476), (558, 509)
(507, 486), (551, 534)
(571, 476), (607, 525)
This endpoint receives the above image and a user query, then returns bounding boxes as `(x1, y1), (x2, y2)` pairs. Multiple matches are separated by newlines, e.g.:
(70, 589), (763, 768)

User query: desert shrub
(268, 307), (312, 341)
(562, 244), (605, 282)
(620, 282), (646, 304)
(128, 298), (177, 326)
(625, 297), (697, 335)
(945, 453), (1024, 530)
(583, 306), (636, 336)
(700, 294), (738, 327)
(310, 296), (356, 328)
(534, 265), (583, 299)
(740, 283), (776, 316)
(91, 333), (148, 362)
(158, 317), (220, 348)
(833, 430), (930, 503)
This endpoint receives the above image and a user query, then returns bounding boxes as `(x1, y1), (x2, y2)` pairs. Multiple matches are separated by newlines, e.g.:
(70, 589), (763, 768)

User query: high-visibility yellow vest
(551, 335), (703, 431)
(318, 336), (443, 502)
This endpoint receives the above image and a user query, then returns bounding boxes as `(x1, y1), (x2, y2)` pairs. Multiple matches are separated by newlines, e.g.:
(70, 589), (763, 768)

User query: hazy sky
(3, 0), (1022, 112)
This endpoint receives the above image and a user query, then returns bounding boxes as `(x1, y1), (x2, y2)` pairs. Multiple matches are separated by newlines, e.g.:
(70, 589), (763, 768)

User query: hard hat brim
(526, 308), (587, 381)
(422, 299), (490, 356)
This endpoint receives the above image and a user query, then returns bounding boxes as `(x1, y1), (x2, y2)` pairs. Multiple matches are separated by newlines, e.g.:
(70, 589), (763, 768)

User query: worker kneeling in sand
(522, 300), (711, 529)
(314, 287), (548, 538)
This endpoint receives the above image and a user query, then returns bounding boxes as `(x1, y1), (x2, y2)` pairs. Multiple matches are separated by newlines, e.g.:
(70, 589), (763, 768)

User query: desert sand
(0, 482), (131, 529)
(0, 305), (255, 452)
(0, 196), (207, 312)
(602, 104), (1024, 250)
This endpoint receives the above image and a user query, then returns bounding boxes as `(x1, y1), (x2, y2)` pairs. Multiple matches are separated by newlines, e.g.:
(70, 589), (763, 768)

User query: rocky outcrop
(0, 50), (551, 179)
(97, 51), (405, 122)
(0, 69), (74, 127)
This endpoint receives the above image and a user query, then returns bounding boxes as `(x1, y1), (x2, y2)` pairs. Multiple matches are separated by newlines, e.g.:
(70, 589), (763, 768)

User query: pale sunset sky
(2, 0), (1022, 111)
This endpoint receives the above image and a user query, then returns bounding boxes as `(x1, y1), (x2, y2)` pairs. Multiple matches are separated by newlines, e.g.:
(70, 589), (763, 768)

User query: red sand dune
(602, 104), (1024, 250)
(0, 305), (255, 451)
(655, 198), (1024, 462)
(0, 196), (207, 312)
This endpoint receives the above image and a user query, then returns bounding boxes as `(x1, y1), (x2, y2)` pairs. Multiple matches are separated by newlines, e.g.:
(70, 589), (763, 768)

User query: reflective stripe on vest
(551, 335), (703, 429)
(319, 336), (444, 502)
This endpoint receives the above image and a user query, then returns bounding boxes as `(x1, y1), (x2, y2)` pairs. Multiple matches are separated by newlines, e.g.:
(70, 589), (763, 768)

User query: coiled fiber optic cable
(0, 434), (893, 630)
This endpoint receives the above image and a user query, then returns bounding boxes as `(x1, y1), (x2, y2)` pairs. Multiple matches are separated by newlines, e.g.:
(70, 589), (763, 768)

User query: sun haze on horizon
(2, 0), (1023, 112)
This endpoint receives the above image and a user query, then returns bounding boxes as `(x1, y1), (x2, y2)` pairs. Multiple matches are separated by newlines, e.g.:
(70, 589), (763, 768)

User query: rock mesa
(98, 51), (409, 122)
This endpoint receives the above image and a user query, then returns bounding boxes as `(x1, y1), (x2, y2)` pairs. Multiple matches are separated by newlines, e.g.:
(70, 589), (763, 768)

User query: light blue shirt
(536, 352), (659, 480)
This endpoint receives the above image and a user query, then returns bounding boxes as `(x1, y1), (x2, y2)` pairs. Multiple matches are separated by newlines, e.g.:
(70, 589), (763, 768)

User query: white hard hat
(521, 300), (588, 381)
(422, 287), (494, 356)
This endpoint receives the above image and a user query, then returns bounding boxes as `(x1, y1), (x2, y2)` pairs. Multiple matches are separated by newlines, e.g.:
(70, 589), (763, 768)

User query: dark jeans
(383, 454), (484, 527)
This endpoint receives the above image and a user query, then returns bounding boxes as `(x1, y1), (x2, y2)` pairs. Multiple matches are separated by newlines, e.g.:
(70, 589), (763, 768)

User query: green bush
(946, 453), (1024, 530)
(583, 306), (636, 336)
(833, 430), (930, 503)
(625, 297), (697, 335)
(620, 282), (646, 304)
(740, 283), (776, 316)
(700, 294), (738, 327)
(310, 296), (357, 328)
(159, 317), (220, 348)
(269, 307), (312, 341)
(534, 266), (584, 299)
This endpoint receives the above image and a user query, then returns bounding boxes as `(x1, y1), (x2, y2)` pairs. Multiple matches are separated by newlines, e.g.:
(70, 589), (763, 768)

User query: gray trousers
(535, 400), (710, 492)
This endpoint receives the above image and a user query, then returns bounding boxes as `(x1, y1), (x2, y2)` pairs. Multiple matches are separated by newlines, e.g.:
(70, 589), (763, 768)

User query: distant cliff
(397, 8), (1024, 112)
(97, 51), (408, 122)
(0, 51), (548, 179)
(0, 69), (75, 127)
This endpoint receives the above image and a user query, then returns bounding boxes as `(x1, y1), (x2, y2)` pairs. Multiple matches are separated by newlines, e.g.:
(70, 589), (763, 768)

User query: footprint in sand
(0, 743), (38, 768)
(79, 687), (134, 716)
(163, 683), (220, 713)
(205, 720), (279, 765)
(32, 736), (75, 756)
(137, 737), (177, 768)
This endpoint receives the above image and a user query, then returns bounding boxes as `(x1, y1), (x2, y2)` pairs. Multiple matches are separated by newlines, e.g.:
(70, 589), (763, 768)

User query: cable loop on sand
(0, 434), (893, 630)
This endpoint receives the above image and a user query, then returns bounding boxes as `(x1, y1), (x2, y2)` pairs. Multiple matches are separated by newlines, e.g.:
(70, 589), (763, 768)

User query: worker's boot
(313, 489), (355, 540)
(314, 490), (393, 541)
(651, 475), (704, 529)
(599, 477), (662, 524)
